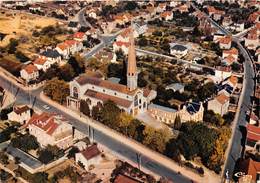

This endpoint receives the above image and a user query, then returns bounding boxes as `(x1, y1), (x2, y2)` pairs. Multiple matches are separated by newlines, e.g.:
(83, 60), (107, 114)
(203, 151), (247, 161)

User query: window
(143, 102), (146, 109)
(73, 87), (78, 98)
(114, 92), (117, 95)
(103, 89), (106, 92)
(92, 86), (94, 89)
(139, 99), (141, 104)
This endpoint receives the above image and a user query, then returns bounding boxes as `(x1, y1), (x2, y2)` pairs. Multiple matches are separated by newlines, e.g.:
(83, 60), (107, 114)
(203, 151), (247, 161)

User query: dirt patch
(0, 56), (23, 76)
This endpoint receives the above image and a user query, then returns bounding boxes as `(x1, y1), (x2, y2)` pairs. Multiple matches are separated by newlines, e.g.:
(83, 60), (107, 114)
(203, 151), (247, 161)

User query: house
(207, 6), (224, 21)
(73, 32), (86, 42)
(20, 64), (39, 83)
(178, 102), (204, 122)
(222, 54), (236, 66)
(248, 11), (260, 23)
(56, 43), (70, 59)
(222, 16), (233, 27)
(166, 83), (185, 93)
(223, 75), (238, 89)
(233, 22), (245, 32)
(218, 36), (232, 49)
(116, 28), (131, 43)
(215, 66), (232, 81)
(68, 21), (80, 32)
(178, 4), (189, 13)
(27, 112), (73, 149)
(249, 113), (259, 125)
(245, 29), (258, 50)
(246, 124), (260, 151)
(113, 41), (130, 55)
(67, 27), (157, 116)
(208, 93), (229, 116)
(156, 3), (167, 13)
(33, 56), (51, 71)
(238, 158), (260, 183)
(94, 50), (117, 63)
(8, 105), (31, 125)
(133, 22), (148, 36)
(160, 11), (173, 21)
(170, 44), (188, 57)
(114, 174), (141, 183)
(41, 49), (61, 65)
(87, 9), (97, 19)
(75, 144), (102, 170)
(222, 48), (238, 61)
(64, 40), (83, 54)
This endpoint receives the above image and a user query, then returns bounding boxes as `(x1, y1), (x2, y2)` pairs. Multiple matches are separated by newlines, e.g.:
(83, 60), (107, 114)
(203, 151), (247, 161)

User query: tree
(198, 82), (216, 101)
(142, 127), (172, 153)
(43, 78), (70, 104)
(127, 119), (143, 140)
(138, 36), (148, 47)
(124, 1), (138, 11)
(68, 54), (86, 76)
(38, 145), (63, 164)
(173, 115), (182, 130)
(11, 134), (39, 152)
(91, 104), (102, 121)
(67, 147), (79, 159)
(80, 100), (90, 117)
(32, 172), (49, 183)
(8, 38), (18, 54)
(100, 100), (121, 129)
(119, 113), (133, 135)
(0, 151), (9, 165)
(59, 64), (75, 82)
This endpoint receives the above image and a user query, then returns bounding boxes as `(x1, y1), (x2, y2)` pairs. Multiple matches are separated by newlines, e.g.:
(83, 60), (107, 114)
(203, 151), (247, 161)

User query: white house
(33, 56), (51, 72)
(113, 41), (130, 55)
(170, 44), (188, 58)
(245, 29), (259, 50)
(20, 64), (39, 83)
(27, 112), (73, 149)
(208, 93), (230, 116)
(215, 66), (232, 81)
(160, 11), (173, 21)
(75, 144), (102, 170)
(56, 43), (70, 59)
(8, 105), (31, 125)
(166, 83), (185, 93)
(41, 49), (62, 65)
(218, 36), (232, 49)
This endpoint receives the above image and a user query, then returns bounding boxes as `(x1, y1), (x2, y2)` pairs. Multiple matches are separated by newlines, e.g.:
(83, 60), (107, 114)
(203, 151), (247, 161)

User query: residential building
(113, 41), (130, 55)
(8, 105), (31, 125)
(222, 48), (239, 61)
(207, 6), (224, 21)
(114, 174), (141, 183)
(73, 32), (87, 42)
(67, 27), (157, 116)
(33, 56), (51, 71)
(75, 144), (102, 170)
(27, 112), (73, 149)
(246, 124), (260, 151)
(238, 158), (260, 183)
(208, 93), (230, 116)
(218, 36), (232, 49)
(170, 44), (188, 57)
(160, 11), (173, 21)
(41, 49), (61, 65)
(20, 64), (39, 83)
(215, 66), (232, 81)
(222, 55), (236, 66)
(245, 29), (258, 50)
(166, 83), (185, 93)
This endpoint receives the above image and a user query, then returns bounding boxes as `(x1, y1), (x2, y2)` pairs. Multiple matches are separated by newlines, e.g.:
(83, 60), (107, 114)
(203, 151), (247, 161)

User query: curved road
(190, 3), (256, 180)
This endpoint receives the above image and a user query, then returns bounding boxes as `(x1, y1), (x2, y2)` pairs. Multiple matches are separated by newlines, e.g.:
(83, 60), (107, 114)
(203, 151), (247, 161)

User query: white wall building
(8, 105), (31, 125)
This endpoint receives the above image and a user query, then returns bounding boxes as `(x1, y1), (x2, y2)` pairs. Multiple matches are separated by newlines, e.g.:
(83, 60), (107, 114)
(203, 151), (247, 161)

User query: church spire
(127, 24), (138, 91)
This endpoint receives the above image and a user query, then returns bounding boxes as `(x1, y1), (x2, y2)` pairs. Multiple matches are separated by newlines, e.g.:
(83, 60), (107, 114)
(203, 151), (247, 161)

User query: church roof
(76, 75), (136, 96)
(84, 89), (132, 108)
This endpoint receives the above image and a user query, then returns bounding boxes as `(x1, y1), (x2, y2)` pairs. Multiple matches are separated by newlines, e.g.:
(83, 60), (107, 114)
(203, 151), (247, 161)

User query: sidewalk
(40, 92), (220, 183)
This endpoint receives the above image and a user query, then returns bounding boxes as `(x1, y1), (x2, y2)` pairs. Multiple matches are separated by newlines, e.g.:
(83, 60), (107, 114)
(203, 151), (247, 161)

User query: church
(67, 27), (157, 116)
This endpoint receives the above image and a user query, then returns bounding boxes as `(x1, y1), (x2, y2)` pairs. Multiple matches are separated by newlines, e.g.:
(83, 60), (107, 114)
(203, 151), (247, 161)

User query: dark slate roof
(41, 49), (61, 58)
(216, 83), (233, 94)
(185, 102), (201, 115)
(171, 44), (187, 51)
(68, 21), (78, 28)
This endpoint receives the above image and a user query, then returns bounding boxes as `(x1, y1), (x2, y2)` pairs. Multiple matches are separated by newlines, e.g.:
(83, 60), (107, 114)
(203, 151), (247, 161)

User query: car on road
(43, 105), (50, 110)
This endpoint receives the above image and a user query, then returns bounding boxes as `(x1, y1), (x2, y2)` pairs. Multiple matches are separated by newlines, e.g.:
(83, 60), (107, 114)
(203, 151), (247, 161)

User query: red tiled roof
(224, 55), (235, 65)
(85, 89), (132, 108)
(73, 32), (85, 39)
(114, 174), (140, 183)
(13, 105), (30, 115)
(57, 43), (69, 51)
(223, 48), (238, 56)
(114, 41), (130, 47)
(27, 112), (58, 135)
(23, 64), (38, 74)
(216, 66), (232, 72)
(34, 56), (47, 65)
(64, 39), (79, 46)
(239, 158), (260, 182)
(219, 36), (232, 44)
(81, 144), (100, 160)
(215, 93), (229, 105)
(120, 28), (131, 38)
(160, 11), (172, 18)
(247, 124), (260, 141)
(228, 75), (238, 86)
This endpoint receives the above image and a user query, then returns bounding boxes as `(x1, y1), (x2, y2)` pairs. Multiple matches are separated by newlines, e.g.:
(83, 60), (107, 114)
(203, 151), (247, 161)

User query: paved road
(191, 3), (256, 179)
(0, 76), (193, 183)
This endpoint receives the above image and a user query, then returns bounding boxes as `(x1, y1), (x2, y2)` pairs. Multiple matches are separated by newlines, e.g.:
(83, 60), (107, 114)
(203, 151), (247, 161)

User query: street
(0, 75), (193, 183)
(190, 3), (256, 179)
